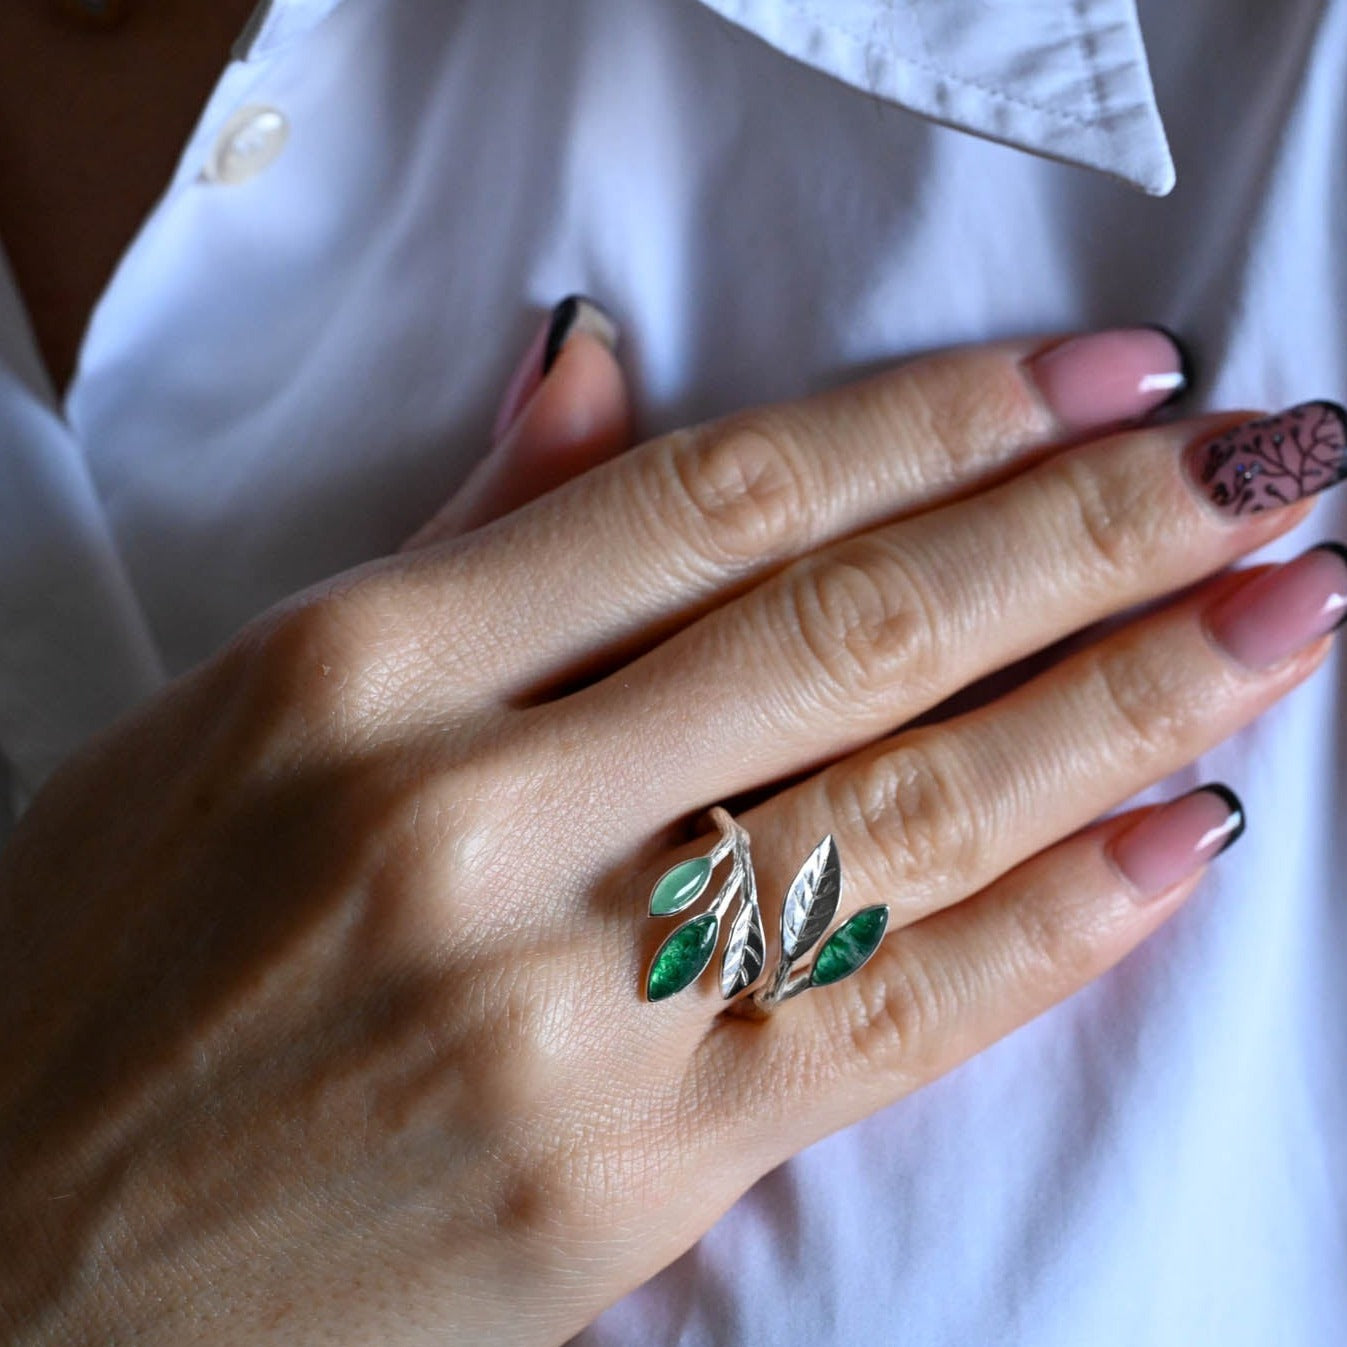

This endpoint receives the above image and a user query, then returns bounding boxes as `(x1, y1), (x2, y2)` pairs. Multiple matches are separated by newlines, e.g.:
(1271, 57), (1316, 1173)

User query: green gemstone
(649, 856), (713, 916)
(809, 906), (889, 987)
(647, 912), (719, 1001)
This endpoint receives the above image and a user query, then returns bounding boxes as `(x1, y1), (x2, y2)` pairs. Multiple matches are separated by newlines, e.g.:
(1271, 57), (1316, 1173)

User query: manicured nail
(1184, 401), (1347, 517)
(490, 294), (620, 445)
(1143, 324), (1196, 393)
(1109, 784), (1245, 903)
(1203, 542), (1347, 670)
(1027, 328), (1187, 431)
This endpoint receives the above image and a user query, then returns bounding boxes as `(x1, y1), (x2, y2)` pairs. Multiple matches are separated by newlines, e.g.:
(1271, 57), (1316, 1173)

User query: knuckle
(1045, 452), (1153, 585)
(827, 738), (977, 891)
(1088, 639), (1194, 760)
(868, 347), (1043, 484)
(225, 587), (409, 750)
(838, 939), (956, 1081)
(660, 415), (815, 567)
(776, 538), (935, 710)
(1004, 887), (1110, 984)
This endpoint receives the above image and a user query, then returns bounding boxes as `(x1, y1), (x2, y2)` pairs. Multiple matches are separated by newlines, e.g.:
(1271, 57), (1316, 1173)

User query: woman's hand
(2, 318), (1344, 1347)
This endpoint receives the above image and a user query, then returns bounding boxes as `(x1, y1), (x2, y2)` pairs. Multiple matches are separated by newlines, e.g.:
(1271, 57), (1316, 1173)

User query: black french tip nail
(542, 296), (582, 375)
(1308, 541), (1347, 631)
(1143, 323), (1195, 404)
(1194, 782), (1246, 855)
(541, 293), (619, 376)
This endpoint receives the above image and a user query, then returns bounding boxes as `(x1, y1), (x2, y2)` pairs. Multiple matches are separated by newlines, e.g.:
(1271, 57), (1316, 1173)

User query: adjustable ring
(644, 807), (890, 1017)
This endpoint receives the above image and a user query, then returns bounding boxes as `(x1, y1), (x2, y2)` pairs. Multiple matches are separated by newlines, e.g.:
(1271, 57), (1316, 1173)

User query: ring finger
(642, 540), (1345, 1028)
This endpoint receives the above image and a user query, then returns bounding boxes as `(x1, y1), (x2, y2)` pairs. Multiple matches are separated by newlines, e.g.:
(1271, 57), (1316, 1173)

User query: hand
(2, 319), (1343, 1346)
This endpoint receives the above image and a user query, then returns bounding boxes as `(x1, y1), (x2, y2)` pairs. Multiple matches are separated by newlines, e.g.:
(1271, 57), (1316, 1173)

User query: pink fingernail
(1203, 543), (1347, 670)
(1026, 327), (1188, 432)
(1184, 402), (1347, 516)
(1108, 784), (1245, 904)
(490, 295), (619, 446)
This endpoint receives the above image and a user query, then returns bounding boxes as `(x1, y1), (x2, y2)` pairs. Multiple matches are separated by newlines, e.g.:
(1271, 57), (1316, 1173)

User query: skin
(0, 327), (1332, 1343)
(0, 0), (260, 390)
(0, 9), (1335, 1346)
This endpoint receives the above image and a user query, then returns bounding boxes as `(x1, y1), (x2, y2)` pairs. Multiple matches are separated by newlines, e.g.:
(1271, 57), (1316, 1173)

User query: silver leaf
(779, 835), (841, 962)
(720, 897), (766, 998)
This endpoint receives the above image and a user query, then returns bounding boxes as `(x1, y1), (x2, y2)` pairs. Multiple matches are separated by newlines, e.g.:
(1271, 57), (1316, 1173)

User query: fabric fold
(0, 249), (165, 810)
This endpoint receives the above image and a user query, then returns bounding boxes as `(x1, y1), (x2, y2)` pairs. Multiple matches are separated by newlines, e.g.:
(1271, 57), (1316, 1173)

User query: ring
(644, 807), (890, 1017)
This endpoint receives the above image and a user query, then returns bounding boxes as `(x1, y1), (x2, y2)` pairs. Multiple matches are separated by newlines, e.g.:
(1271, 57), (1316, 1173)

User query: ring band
(644, 807), (890, 1016)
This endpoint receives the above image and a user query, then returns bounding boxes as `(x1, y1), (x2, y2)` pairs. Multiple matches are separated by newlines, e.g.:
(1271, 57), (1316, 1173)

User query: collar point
(1137, 157), (1178, 198)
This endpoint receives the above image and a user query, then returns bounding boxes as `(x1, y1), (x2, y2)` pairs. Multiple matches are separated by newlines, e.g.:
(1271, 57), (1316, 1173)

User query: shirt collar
(694, 0), (1174, 195)
(234, 0), (349, 60)
(234, 0), (1173, 193)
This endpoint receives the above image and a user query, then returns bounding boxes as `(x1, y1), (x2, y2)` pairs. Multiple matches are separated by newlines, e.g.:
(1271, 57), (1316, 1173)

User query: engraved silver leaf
(720, 897), (766, 998)
(779, 834), (841, 962)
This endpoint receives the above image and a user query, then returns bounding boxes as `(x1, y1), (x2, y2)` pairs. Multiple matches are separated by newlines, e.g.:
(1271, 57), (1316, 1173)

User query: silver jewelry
(644, 807), (889, 1016)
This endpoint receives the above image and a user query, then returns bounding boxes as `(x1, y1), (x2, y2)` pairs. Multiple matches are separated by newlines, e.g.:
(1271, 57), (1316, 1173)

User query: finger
(629, 543), (1344, 1024)
(402, 295), (628, 546)
(570, 403), (1344, 827)
(397, 328), (1188, 697)
(689, 784), (1242, 1164)
(752, 543), (1342, 929)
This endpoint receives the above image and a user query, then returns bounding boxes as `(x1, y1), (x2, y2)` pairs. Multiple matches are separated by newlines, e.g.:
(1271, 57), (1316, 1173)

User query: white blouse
(1, 1), (1342, 1342)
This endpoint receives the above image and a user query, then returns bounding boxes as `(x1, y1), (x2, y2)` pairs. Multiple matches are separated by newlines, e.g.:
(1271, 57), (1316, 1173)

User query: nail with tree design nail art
(1185, 401), (1347, 516)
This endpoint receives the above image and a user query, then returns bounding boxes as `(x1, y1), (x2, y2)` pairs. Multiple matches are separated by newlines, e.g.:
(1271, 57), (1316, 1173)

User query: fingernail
(1109, 784), (1245, 904)
(1203, 542), (1347, 670)
(490, 294), (620, 445)
(1027, 327), (1188, 431)
(1184, 401), (1347, 517)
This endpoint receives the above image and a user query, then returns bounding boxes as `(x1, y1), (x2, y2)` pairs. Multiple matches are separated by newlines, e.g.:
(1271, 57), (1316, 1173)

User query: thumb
(402, 295), (631, 547)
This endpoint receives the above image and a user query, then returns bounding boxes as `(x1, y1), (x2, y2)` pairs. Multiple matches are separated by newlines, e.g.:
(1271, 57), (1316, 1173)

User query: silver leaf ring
(643, 807), (890, 1017)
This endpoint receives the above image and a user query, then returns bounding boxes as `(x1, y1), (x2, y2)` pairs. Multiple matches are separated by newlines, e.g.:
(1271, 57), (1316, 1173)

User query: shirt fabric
(1, 0), (1344, 1342)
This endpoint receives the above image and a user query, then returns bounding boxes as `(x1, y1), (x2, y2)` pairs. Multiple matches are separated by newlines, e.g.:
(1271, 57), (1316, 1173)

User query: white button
(205, 106), (290, 185)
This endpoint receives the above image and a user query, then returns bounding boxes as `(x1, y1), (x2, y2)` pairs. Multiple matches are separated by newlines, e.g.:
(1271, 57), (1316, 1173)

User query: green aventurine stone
(810, 906), (890, 987)
(649, 856), (713, 916)
(647, 912), (719, 1001)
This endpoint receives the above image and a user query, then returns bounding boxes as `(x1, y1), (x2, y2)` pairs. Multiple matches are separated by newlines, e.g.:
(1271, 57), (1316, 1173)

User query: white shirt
(2, 1), (1344, 1342)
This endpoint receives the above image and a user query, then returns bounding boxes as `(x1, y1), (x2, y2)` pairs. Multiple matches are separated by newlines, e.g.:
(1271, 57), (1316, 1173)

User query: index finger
(402, 328), (1186, 705)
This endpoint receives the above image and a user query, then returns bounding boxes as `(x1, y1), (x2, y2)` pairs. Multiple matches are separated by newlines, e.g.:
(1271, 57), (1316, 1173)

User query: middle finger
(558, 402), (1347, 830)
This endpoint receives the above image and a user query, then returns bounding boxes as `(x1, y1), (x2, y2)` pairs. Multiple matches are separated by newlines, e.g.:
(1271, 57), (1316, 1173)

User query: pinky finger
(692, 776), (1255, 1168)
